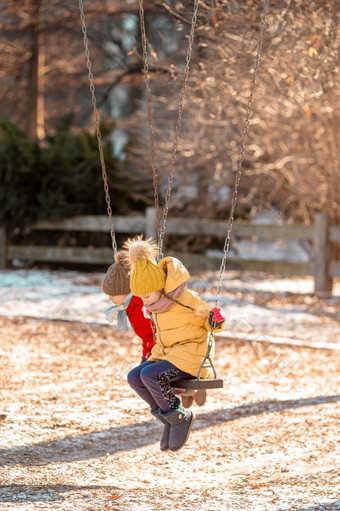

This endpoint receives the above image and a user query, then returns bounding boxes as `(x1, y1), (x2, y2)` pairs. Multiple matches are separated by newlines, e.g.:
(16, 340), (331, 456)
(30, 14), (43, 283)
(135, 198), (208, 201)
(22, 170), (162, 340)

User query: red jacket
(126, 296), (155, 360)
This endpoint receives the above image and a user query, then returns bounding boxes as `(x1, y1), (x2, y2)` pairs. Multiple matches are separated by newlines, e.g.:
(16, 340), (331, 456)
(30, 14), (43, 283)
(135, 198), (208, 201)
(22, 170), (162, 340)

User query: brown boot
(193, 389), (207, 406)
(181, 395), (194, 408)
(180, 389), (196, 409)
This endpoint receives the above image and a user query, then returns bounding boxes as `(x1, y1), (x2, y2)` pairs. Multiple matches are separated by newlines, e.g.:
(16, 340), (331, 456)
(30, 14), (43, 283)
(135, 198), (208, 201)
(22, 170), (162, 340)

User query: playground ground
(0, 269), (339, 510)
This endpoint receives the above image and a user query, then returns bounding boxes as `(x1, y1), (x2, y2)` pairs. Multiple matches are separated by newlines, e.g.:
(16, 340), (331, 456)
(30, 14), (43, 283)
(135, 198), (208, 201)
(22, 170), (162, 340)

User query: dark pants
(127, 360), (192, 413)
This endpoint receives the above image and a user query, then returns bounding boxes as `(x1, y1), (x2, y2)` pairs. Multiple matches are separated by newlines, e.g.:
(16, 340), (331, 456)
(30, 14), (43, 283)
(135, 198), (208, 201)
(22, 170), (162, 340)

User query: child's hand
(208, 307), (225, 328)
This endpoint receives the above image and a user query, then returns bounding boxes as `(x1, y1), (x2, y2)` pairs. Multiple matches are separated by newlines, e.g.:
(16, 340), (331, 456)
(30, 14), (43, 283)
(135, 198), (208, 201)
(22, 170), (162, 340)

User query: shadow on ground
(0, 394), (339, 467)
(297, 501), (340, 511)
(0, 484), (119, 503)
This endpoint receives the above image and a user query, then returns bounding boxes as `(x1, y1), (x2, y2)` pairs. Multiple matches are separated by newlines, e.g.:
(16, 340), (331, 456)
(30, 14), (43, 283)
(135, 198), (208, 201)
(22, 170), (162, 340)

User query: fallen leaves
(308, 47), (318, 57)
(0, 274), (339, 510)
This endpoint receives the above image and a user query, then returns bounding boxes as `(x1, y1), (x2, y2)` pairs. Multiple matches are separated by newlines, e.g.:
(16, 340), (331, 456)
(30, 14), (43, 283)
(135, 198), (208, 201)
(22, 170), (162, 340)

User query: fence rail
(1, 209), (339, 294)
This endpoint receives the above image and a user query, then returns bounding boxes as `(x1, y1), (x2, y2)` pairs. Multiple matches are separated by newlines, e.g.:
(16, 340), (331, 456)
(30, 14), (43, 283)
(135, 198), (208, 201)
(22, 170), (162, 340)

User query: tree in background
(192, 0), (340, 226)
(0, 0), (165, 211)
(0, 1), (339, 229)
(0, 116), (136, 229)
(126, 0), (340, 228)
(0, 0), (166, 138)
(0, 0), (154, 226)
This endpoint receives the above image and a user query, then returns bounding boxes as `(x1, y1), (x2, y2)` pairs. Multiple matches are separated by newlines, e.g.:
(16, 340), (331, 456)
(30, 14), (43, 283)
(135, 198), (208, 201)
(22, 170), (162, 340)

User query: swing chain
(78, 0), (117, 256)
(138, 0), (161, 243)
(158, 0), (200, 262)
(215, 0), (270, 307)
(195, 331), (217, 380)
(139, 0), (200, 261)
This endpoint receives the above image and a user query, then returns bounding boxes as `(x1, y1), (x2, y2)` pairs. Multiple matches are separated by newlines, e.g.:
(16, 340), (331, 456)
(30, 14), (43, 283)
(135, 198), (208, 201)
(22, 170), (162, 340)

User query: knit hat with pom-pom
(102, 251), (131, 296)
(123, 236), (166, 296)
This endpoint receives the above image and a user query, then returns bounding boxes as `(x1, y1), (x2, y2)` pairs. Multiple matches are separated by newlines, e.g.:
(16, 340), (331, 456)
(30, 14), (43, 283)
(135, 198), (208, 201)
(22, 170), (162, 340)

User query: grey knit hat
(102, 251), (131, 296)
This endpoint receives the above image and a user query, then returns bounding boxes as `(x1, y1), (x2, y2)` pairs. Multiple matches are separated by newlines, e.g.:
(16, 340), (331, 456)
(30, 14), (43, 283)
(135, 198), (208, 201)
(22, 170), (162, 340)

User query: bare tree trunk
(36, 32), (45, 140)
(26, 0), (44, 140)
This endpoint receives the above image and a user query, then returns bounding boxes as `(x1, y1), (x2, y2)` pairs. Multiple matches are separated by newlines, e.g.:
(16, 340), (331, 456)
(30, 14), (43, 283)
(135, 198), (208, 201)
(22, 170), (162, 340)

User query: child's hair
(162, 290), (211, 318)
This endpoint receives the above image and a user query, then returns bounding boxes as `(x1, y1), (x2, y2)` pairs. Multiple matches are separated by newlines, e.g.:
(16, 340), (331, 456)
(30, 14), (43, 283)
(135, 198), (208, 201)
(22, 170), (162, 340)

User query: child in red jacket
(102, 252), (154, 361)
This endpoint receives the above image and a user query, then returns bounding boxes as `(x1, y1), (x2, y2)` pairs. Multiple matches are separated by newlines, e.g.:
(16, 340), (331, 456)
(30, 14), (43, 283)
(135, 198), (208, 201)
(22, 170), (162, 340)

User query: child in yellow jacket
(125, 236), (226, 452)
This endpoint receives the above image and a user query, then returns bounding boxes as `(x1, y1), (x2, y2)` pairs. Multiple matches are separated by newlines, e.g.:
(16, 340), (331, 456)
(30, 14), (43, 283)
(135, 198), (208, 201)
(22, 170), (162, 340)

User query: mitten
(208, 306), (225, 328)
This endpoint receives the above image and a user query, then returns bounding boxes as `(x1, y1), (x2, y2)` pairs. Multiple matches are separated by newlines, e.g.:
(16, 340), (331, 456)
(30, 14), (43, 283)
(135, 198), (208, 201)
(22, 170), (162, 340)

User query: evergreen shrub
(0, 116), (138, 229)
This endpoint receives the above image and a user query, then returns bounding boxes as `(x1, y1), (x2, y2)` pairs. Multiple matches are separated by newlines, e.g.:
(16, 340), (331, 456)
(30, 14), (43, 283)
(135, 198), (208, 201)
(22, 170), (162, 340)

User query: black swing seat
(171, 378), (224, 390)
(171, 341), (224, 390)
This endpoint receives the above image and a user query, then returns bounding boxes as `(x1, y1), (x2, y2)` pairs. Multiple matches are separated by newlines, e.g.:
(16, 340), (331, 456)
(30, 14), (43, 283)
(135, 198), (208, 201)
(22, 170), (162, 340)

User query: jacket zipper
(152, 312), (166, 354)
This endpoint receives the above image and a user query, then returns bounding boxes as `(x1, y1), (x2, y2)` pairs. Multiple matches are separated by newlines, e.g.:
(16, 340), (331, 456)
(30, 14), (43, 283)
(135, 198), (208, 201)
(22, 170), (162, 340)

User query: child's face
(109, 294), (127, 306)
(139, 290), (162, 306)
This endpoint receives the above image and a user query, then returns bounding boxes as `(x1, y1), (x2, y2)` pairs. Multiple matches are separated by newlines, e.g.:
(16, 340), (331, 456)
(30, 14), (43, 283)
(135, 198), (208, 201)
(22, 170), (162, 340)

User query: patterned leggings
(127, 360), (192, 413)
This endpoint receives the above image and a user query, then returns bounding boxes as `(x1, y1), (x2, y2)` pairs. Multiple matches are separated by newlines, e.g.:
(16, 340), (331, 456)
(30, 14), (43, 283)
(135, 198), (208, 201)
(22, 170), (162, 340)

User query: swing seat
(172, 378), (224, 390)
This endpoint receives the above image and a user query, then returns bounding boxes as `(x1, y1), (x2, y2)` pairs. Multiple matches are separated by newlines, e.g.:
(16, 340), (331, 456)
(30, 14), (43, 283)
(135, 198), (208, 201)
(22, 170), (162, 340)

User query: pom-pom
(123, 235), (158, 266)
(114, 250), (130, 270)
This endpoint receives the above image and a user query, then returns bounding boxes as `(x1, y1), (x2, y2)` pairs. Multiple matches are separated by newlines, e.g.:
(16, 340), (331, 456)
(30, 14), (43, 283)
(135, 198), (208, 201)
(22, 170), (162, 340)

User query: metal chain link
(138, 0), (161, 243)
(215, 0), (270, 307)
(78, 0), (117, 257)
(139, 0), (200, 261)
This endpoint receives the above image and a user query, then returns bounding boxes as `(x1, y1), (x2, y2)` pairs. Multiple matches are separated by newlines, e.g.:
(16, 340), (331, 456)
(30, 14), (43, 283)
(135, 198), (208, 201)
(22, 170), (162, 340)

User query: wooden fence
(1, 209), (339, 294)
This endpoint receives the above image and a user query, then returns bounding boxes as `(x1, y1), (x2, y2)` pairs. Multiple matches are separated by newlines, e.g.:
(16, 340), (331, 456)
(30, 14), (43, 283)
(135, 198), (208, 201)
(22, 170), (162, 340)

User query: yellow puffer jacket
(147, 257), (225, 378)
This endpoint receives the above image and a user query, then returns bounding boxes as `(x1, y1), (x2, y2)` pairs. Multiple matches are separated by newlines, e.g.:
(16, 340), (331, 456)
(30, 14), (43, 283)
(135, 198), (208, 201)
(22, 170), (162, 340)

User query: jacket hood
(158, 257), (190, 294)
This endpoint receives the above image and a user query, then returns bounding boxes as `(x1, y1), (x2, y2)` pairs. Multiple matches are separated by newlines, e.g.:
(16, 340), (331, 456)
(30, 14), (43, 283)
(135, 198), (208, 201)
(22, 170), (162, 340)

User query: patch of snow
(0, 270), (109, 324)
(208, 209), (311, 262)
(0, 269), (339, 349)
